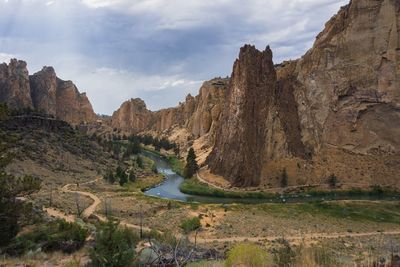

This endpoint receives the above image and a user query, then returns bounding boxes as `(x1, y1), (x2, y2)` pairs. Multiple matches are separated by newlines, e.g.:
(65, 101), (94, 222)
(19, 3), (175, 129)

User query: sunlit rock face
(290, 0), (400, 155)
(110, 98), (153, 134)
(55, 79), (97, 124)
(0, 60), (97, 125)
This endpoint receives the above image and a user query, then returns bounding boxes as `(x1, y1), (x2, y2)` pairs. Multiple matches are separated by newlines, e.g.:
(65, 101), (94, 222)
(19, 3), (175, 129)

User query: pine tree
(128, 170), (136, 183)
(116, 166), (127, 186)
(136, 156), (143, 169)
(119, 173), (128, 186)
(184, 147), (199, 178)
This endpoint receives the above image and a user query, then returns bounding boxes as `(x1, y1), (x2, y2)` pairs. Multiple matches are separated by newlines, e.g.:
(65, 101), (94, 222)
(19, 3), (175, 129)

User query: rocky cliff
(0, 61), (97, 125)
(110, 98), (153, 133)
(294, 0), (400, 155)
(206, 0), (400, 187)
(110, 78), (227, 163)
(0, 59), (33, 109)
(207, 45), (278, 186)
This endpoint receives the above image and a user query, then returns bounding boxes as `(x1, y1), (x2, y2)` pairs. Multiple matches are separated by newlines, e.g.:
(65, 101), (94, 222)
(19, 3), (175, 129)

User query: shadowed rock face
(0, 62), (96, 125)
(30, 66), (58, 115)
(207, 45), (277, 187)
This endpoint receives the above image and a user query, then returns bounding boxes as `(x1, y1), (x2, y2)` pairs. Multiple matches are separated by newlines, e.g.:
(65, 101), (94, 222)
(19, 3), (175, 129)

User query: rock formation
(207, 45), (278, 186)
(110, 98), (153, 133)
(0, 61), (96, 125)
(110, 78), (228, 161)
(29, 66), (58, 115)
(0, 59), (33, 109)
(293, 0), (400, 155)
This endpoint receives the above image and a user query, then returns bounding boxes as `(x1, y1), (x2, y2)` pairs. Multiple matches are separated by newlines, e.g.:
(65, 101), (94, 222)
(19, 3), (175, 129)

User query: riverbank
(180, 176), (400, 202)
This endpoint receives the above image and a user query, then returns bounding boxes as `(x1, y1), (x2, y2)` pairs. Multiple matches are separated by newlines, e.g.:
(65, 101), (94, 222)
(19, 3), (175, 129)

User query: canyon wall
(0, 61), (96, 125)
(205, 0), (400, 187)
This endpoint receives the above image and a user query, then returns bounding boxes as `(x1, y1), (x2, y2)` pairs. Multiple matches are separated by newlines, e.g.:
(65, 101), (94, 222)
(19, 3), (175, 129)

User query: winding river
(144, 152), (400, 204)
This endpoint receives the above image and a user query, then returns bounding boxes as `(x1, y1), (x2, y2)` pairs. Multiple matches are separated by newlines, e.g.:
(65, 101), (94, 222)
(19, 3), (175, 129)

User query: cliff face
(151, 78), (227, 139)
(110, 78), (227, 162)
(292, 0), (400, 155)
(55, 79), (97, 125)
(30, 66), (58, 115)
(0, 59), (33, 109)
(0, 61), (96, 125)
(207, 45), (280, 186)
(206, 0), (400, 187)
(110, 98), (153, 133)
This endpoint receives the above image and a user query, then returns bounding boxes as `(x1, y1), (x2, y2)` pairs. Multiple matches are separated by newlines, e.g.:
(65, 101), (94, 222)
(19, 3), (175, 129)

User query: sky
(0, 0), (347, 115)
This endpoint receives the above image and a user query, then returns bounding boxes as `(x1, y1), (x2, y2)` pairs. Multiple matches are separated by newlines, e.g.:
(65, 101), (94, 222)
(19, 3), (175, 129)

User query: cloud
(0, 52), (17, 63)
(0, 0), (348, 114)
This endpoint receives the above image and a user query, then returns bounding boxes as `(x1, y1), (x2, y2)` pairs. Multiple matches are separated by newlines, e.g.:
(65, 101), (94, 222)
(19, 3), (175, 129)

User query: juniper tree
(184, 147), (199, 178)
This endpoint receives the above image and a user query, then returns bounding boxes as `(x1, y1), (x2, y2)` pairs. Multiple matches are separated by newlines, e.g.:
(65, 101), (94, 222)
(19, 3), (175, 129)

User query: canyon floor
(8, 167), (398, 266)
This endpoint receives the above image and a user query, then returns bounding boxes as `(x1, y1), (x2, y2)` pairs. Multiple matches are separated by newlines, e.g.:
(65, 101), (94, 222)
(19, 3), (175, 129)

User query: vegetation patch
(180, 216), (201, 234)
(3, 220), (89, 256)
(247, 201), (400, 224)
(180, 179), (278, 199)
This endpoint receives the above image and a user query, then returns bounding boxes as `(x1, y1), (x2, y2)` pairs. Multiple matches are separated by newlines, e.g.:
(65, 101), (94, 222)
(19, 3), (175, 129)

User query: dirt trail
(43, 177), (154, 233)
(44, 178), (400, 244)
(61, 179), (101, 219)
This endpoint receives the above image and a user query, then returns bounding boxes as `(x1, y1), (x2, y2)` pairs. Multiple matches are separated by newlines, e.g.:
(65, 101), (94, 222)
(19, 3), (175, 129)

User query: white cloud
(0, 52), (17, 63)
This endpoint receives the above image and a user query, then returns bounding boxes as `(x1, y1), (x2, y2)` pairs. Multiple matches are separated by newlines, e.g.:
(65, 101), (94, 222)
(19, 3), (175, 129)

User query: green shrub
(88, 219), (138, 267)
(225, 243), (270, 267)
(180, 217), (201, 234)
(4, 220), (88, 256)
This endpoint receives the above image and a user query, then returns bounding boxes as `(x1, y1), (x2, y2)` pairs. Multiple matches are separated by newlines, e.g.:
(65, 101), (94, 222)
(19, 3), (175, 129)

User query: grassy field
(180, 179), (278, 199)
(229, 201), (400, 225)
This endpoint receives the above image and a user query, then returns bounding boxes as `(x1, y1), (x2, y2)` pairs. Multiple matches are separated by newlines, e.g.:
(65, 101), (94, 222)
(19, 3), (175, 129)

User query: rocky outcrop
(110, 98), (153, 133)
(0, 60), (96, 125)
(110, 78), (228, 153)
(55, 79), (97, 125)
(0, 59), (33, 109)
(30, 66), (58, 115)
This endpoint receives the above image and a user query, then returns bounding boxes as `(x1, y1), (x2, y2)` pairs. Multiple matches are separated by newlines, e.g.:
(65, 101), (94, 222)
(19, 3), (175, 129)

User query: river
(143, 152), (400, 204)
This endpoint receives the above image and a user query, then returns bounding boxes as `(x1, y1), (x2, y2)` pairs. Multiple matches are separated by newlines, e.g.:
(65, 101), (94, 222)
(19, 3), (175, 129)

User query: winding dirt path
(43, 177), (154, 232)
(44, 178), (400, 244)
